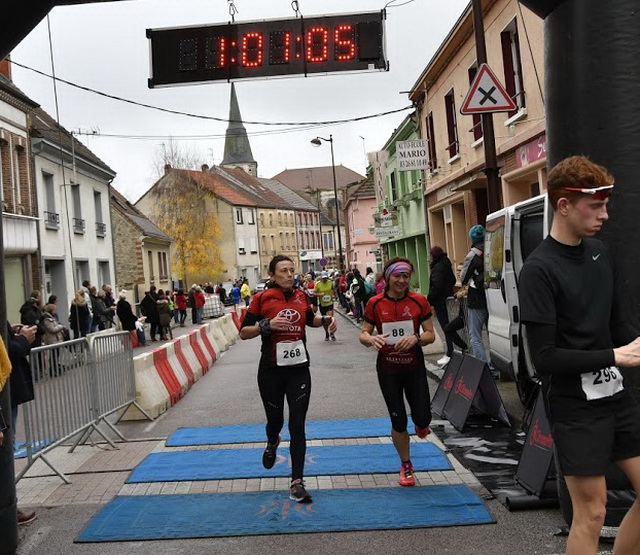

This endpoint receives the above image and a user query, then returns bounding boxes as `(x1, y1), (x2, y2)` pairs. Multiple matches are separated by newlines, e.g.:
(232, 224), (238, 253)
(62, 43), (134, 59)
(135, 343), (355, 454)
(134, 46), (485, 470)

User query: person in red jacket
(194, 286), (205, 324)
(240, 255), (337, 504)
(174, 290), (188, 327)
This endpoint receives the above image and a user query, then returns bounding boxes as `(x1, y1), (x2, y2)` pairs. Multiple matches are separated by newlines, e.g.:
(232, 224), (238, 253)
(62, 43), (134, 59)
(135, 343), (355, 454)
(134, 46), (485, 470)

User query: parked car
(253, 278), (270, 294)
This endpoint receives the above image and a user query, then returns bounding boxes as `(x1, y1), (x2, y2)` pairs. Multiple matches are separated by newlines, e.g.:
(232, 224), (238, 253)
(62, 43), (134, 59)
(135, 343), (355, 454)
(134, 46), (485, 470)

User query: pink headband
(385, 262), (413, 281)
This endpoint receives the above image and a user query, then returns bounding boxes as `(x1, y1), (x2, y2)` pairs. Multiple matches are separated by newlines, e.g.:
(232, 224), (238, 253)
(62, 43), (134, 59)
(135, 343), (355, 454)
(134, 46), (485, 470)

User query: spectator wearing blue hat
(460, 225), (497, 378)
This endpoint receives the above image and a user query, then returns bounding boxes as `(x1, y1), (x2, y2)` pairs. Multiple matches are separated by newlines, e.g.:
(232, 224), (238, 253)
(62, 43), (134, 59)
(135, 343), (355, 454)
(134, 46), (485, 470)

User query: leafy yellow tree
(150, 177), (223, 286)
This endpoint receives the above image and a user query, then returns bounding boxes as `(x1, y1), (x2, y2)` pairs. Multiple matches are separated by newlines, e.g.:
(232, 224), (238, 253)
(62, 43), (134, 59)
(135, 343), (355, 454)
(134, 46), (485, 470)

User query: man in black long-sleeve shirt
(519, 156), (640, 555)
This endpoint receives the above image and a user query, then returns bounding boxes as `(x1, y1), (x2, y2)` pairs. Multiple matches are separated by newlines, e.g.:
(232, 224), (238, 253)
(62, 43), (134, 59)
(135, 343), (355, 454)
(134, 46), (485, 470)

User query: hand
(269, 314), (291, 331)
(19, 326), (37, 344)
(0, 430), (3, 446)
(394, 333), (420, 352)
(614, 337), (640, 367)
(369, 333), (388, 350)
(12, 324), (22, 334)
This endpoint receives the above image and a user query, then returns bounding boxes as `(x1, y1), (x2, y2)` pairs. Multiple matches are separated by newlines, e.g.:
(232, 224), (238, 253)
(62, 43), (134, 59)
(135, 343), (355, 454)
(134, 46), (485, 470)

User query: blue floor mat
(127, 442), (452, 483)
(77, 484), (494, 541)
(166, 416), (393, 446)
(14, 439), (53, 459)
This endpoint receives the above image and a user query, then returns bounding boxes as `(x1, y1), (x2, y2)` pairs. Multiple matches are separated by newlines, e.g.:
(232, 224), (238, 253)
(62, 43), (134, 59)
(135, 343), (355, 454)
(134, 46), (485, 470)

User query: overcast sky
(12, 0), (468, 202)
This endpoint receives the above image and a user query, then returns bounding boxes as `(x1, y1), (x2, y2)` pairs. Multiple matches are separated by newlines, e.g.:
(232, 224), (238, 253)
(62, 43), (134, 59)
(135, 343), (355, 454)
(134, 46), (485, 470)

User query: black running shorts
(319, 304), (333, 315)
(552, 400), (640, 476)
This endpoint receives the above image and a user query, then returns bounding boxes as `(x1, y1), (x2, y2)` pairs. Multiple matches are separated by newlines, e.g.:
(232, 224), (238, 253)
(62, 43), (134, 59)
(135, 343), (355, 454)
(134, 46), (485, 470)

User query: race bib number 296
(581, 366), (624, 400)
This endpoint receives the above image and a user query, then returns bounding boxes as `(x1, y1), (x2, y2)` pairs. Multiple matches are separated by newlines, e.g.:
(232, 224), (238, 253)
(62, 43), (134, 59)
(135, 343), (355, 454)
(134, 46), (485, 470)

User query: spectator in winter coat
(157, 291), (173, 340)
(69, 290), (90, 338)
(428, 246), (467, 366)
(140, 286), (160, 341)
(116, 291), (146, 347)
(187, 285), (197, 324)
(194, 286), (206, 324)
(19, 291), (44, 347)
(41, 304), (67, 345)
(175, 290), (188, 326)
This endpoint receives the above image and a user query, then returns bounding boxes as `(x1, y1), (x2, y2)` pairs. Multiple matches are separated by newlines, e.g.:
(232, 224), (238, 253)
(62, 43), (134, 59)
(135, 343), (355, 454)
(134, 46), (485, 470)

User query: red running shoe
(414, 425), (430, 439)
(398, 461), (415, 487)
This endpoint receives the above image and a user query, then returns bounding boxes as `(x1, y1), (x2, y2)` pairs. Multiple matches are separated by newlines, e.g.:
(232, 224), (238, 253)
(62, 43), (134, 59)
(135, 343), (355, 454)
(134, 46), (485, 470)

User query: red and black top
(364, 291), (432, 374)
(241, 286), (316, 370)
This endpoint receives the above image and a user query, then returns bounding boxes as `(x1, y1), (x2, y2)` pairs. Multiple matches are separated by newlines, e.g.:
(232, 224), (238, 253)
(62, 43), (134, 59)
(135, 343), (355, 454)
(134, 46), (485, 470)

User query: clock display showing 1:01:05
(147, 11), (387, 86)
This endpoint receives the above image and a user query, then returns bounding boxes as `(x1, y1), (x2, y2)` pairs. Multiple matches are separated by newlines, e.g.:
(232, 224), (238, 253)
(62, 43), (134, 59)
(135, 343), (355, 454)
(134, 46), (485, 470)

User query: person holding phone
(359, 257), (436, 487)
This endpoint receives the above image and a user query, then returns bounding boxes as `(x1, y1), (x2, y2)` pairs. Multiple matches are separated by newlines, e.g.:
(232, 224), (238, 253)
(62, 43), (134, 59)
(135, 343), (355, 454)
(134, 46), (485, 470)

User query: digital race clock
(147, 11), (387, 87)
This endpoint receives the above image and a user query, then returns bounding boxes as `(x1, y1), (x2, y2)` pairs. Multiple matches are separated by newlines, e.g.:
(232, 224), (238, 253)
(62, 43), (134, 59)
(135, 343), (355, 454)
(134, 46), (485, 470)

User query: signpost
(460, 63), (516, 115)
(396, 139), (429, 171)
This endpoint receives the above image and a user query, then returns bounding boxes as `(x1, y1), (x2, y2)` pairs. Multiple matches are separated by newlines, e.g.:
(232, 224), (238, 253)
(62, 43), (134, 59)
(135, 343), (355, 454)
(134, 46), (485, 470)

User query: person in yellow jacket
(240, 279), (252, 307)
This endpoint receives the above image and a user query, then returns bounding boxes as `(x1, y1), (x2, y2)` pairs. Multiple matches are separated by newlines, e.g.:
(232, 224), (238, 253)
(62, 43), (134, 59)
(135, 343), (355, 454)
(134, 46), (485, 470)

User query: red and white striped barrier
(122, 351), (171, 420)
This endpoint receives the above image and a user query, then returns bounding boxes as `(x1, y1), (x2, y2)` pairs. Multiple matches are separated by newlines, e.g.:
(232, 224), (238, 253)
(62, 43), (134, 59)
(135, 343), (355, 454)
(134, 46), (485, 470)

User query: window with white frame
(235, 208), (243, 224)
(501, 19), (526, 117)
(444, 89), (459, 159)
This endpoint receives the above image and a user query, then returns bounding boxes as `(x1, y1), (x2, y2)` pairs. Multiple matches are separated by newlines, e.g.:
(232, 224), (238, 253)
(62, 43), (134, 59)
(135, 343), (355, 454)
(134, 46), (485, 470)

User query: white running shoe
(437, 355), (451, 366)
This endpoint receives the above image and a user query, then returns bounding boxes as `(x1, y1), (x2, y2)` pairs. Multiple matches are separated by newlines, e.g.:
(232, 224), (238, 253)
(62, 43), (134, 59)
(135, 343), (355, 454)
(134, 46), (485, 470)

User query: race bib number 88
(382, 321), (415, 346)
(276, 340), (308, 367)
(581, 366), (624, 400)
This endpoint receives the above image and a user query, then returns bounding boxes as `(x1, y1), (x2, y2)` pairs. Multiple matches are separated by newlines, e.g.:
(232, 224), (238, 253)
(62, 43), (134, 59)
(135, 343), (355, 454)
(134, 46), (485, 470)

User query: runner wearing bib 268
(359, 257), (435, 487)
(240, 255), (337, 504)
(519, 156), (640, 554)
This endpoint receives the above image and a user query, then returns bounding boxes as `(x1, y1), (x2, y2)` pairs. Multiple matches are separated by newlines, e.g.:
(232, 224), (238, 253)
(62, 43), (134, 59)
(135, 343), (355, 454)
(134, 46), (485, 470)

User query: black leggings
(377, 367), (431, 433)
(258, 365), (311, 481)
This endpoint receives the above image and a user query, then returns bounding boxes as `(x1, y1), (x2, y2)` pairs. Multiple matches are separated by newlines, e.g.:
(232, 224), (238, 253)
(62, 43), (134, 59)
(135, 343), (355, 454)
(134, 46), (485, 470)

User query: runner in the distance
(314, 271), (336, 341)
(359, 257), (435, 487)
(518, 156), (640, 554)
(240, 255), (337, 503)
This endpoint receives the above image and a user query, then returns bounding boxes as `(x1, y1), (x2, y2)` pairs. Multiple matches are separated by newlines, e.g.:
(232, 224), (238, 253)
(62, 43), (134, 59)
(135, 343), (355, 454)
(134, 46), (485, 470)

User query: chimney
(164, 164), (172, 175)
(0, 56), (11, 80)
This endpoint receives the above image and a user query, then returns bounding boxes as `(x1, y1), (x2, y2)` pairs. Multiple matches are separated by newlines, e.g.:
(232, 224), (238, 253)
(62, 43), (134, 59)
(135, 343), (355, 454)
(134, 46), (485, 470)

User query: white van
(484, 194), (552, 404)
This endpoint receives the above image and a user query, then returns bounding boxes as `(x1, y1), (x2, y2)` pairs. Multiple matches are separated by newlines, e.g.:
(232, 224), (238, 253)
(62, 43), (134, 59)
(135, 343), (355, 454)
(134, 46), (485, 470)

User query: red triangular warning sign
(460, 63), (517, 115)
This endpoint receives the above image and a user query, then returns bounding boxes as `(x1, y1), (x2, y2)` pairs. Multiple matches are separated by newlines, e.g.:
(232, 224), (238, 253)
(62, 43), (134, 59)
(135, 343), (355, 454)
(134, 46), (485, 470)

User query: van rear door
(485, 209), (511, 374)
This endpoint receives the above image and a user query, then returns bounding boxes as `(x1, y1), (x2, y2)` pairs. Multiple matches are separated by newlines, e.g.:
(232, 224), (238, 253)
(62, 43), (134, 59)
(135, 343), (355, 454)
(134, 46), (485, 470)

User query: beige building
(409, 0), (545, 270)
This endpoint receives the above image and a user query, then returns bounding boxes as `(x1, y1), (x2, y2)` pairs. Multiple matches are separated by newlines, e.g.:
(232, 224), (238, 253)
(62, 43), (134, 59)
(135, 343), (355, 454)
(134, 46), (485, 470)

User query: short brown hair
(547, 155), (614, 210)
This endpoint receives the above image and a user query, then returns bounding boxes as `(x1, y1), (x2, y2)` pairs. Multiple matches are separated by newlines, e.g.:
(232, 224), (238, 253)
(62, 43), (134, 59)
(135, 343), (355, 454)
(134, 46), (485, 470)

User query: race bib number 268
(581, 366), (624, 400)
(276, 340), (308, 367)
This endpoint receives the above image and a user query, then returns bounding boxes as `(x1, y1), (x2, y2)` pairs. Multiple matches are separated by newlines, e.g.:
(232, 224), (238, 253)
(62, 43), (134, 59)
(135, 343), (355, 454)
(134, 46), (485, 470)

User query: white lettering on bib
(276, 340), (308, 367)
(322, 295), (332, 303)
(581, 366), (624, 400)
(382, 320), (414, 345)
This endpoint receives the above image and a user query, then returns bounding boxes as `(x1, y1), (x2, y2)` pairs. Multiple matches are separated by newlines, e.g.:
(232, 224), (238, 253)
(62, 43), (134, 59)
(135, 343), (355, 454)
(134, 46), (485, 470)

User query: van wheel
(515, 372), (536, 407)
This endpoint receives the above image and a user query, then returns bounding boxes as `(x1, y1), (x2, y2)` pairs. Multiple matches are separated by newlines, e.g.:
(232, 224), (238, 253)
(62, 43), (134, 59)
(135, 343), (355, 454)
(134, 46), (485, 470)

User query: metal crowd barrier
(16, 331), (151, 484)
(445, 295), (471, 352)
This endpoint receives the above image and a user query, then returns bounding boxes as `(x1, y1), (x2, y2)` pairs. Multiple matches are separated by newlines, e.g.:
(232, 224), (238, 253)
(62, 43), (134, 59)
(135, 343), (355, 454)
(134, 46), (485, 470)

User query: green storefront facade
(377, 114), (430, 295)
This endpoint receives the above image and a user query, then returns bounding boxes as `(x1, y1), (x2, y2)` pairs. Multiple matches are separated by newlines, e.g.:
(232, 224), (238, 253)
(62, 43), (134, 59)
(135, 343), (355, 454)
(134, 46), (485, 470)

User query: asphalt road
(13, 311), (610, 555)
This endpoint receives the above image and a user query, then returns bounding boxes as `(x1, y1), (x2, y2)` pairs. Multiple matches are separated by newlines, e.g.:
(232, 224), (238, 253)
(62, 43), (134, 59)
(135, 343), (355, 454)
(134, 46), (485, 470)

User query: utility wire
(10, 60), (413, 127)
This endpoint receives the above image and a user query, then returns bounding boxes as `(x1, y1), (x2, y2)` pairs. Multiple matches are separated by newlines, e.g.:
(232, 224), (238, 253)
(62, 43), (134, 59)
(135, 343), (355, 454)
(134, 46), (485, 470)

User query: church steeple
(220, 83), (257, 176)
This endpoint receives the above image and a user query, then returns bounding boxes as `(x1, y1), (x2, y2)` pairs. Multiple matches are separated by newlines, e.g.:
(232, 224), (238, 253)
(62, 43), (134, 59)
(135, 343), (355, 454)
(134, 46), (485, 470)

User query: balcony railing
(43, 211), (60, 230)
(72, 218), (85, 234)
(96, 222), (107, 237)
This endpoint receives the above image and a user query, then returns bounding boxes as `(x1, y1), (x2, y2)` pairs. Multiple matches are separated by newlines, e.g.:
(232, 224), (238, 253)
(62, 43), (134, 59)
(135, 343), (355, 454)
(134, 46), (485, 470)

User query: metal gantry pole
(0, 215), (18, 552)
(329, 136), (345, 271)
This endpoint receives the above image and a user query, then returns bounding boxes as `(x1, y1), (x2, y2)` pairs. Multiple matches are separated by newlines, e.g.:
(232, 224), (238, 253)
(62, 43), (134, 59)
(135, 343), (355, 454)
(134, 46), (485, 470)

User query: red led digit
(205, 36), (226, 69)
(334, 25), (356, 61)
(241, 32), (264, 67)
(306, 27), (329, 63)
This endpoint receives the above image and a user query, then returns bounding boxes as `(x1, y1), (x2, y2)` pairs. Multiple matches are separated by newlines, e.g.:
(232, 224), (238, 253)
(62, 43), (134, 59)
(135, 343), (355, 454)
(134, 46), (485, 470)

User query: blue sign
(319, 258), (327, 267)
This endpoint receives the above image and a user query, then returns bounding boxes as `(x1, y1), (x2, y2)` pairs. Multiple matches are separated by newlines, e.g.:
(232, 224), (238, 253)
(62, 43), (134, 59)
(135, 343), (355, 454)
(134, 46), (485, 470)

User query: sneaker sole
(289, 494), (313, 503)
(398, 480), (415, 487)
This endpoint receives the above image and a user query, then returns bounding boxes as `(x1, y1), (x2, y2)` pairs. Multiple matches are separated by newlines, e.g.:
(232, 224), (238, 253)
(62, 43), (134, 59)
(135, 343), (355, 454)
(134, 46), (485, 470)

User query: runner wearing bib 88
(359, 257), (436, 487)
(240, 255), (337, 504)
(518, 156), (640, 554)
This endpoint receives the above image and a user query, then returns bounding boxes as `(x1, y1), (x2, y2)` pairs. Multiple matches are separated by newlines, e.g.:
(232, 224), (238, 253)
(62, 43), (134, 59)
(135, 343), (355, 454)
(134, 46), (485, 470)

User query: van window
(520, 213), (544, 263)
(484, 216), (505, 289)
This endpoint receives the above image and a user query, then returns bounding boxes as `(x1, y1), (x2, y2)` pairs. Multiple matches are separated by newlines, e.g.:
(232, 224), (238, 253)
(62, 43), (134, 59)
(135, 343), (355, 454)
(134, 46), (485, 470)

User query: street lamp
(310, 135), (345, 271)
